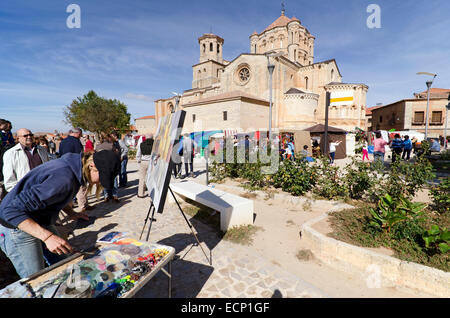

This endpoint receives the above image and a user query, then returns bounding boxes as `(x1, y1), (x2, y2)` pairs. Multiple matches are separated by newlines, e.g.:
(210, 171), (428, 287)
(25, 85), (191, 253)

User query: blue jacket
(0, 153), (82, 229)
(58, 136), (83, 156)
(391, 138), (403, 149)
(403, 139), (412, 150)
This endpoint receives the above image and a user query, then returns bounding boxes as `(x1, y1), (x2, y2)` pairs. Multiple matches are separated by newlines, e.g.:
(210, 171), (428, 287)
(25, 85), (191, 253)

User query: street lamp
(445, 94), (450, 149)
(265, 51), (283, 144)
(417, 72), (437, 140)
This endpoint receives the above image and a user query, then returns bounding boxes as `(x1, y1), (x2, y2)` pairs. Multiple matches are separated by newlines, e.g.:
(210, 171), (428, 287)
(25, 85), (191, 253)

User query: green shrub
(271, 155), (317, 196)
(127, 147), (136, 160)
(312, 156), (348, 199)
(422, 225), (450, 254)
(429, 177), (450, 214)
(369, 194), (426, 233)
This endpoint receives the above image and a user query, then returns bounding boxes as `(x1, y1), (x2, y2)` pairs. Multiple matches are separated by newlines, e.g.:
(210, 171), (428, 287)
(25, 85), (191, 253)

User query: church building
(154, 9), (368, 135)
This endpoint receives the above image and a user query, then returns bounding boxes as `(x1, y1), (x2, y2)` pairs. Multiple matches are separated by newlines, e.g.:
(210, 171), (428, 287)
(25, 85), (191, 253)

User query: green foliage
(422, 225), (450, 254)
(127, 147), (136, 160)
(369, 194), (426, 233)
(271, 155), (317, 196)
(63, 90), (131, 135)
(429, 177), (450, 214)
(343, 157), (377, 200)
(367, 156), (435, 202)
(312, 156), (348, 199)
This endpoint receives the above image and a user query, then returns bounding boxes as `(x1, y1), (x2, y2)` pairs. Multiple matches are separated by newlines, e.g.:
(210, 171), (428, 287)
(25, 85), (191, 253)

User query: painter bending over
(0, 152), (108, 278)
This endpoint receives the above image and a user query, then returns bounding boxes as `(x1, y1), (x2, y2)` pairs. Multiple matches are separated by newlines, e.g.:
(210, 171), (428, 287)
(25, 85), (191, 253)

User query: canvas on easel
(145, 110), (186, 213)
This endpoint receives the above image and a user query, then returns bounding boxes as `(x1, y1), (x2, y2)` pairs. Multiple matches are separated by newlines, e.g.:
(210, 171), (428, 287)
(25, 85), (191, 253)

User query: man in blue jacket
(0, 152), (102, 278)
(390, 134), (403, 164)
(401, 135), (413, 161)
(58, 128), (83, 157)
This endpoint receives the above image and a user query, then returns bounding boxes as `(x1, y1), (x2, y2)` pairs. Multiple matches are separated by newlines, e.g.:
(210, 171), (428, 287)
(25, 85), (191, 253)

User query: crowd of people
(0, 121), (134, 279)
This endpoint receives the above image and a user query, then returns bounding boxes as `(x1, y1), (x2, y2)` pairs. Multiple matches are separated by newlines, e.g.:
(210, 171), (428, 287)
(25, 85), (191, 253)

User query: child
(362, 140), (369, 161)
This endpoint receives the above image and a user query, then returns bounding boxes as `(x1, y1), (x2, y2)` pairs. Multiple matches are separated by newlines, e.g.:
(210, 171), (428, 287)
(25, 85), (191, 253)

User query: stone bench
(169, 181), (254, 232)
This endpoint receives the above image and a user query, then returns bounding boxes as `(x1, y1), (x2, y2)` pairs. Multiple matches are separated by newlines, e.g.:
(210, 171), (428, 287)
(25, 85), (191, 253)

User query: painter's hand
(45, 234), (73, 255)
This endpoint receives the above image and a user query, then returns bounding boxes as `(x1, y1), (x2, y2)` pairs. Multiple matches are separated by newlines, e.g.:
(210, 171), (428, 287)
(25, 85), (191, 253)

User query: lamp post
(265, 51), (283, 144)
(445, 95), (450, 149)
(417, 72), (437, 140)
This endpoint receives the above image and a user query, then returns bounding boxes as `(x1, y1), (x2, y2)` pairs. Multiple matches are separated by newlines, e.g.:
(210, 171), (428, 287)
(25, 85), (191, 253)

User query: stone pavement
(66, 160), (327, 298)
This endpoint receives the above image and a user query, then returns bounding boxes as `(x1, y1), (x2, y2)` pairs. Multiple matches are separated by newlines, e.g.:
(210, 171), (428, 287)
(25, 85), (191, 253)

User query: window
(305, 77), (309, 90)
(203, 44), (206, 53)
(390, 112), (396, 124)
(193, 114), (196, 122)
(217, 44), (220, 53)
(431, 111), (442, 123)
(223, 111), (227, 121)
(168, 103), (174, 113)
(331, 69), (334, 81)
(414, 111), (424, 123)
(210, 43), (213, 51)
(238, 67), (250, 82)
(379, 115), (383, 123)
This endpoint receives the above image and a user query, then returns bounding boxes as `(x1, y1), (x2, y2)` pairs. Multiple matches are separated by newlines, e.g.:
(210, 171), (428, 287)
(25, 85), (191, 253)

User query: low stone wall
(301, 213), (450, 298)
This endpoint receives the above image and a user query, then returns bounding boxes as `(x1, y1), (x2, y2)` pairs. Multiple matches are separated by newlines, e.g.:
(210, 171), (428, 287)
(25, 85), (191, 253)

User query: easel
(139, 186), (212, 266)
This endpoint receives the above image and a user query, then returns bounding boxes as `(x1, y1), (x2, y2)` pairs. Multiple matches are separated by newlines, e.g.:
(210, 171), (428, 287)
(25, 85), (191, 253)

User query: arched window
(210, 42), (213, 51)
(305, 77), (309, 90)
(331, 69), (334, 81)
(254, 44), (257, 53)
(203, 44), (206, 53)
(168, 103), (174, 113)
(217, 44), (220, 53)
(294, 49), (297, 61)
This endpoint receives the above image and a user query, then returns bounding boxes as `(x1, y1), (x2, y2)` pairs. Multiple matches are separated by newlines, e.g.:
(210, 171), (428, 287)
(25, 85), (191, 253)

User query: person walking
(390, 134), (403, 164)
(182, 133), (196, 178)
(402, 135), (413, 161)
(172, 138), (183, 179)
(362, 140), (370, 162)
(111, 132), (128, 188)
(373, 131), (388, 162)
(136, 134), (153, 198)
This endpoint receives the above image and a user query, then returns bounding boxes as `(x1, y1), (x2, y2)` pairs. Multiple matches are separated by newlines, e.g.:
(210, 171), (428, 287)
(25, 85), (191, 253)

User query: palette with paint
(27, 236), (174, 298)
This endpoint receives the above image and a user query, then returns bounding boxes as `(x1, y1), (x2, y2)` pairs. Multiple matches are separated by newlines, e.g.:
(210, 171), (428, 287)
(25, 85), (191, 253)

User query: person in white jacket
(3, 128), (49, 192)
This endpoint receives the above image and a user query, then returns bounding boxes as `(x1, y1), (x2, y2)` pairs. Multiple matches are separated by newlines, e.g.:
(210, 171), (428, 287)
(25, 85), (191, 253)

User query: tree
(63, 90), (131, 135)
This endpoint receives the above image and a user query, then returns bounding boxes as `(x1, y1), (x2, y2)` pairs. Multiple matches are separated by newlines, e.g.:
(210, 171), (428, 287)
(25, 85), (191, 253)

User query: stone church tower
(155, 9), (368, 134)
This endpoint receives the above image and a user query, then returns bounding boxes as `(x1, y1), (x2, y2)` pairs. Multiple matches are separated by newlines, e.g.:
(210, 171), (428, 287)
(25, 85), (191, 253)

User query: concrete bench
(169, 181), (254, 232)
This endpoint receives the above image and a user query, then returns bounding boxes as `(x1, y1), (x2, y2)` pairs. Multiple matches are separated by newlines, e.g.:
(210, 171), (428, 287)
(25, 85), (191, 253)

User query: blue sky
(1, 0), (449, 133)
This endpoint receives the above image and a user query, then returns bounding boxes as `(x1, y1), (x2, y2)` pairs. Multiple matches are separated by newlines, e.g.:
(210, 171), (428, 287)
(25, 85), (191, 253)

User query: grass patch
(240, 192), (258, 199)
(296, 249), (314, 261)
(181, 199), (220, 231)
(223, 225), (262, 246)
(328, 207), (450, 272)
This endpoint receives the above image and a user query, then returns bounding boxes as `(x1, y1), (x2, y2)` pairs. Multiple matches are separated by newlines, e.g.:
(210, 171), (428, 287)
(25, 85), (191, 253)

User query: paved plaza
(65, 160), (327, 298)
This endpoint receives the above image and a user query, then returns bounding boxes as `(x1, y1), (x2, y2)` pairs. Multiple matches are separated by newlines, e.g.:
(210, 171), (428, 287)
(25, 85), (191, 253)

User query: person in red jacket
(83, 135), (94, 153)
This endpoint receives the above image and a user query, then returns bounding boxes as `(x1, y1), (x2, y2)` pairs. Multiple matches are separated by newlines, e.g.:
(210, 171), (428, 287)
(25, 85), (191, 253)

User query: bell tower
(198, 33), (224, 64)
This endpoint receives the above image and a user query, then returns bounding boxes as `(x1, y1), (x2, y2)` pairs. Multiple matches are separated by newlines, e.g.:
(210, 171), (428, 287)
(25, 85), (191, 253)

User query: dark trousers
(402, 149), (411, 160)
(184, 162), (193, 175)
(119, 156), (128, 187)
(173, 162), (182, 177)
(392, 148), (402, 163)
